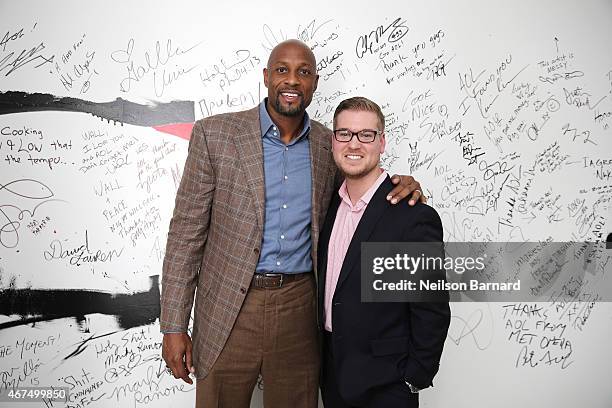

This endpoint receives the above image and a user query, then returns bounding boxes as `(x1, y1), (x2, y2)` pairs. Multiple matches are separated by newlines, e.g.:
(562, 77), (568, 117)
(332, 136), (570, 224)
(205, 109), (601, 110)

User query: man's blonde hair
(333, 96), (385, 130)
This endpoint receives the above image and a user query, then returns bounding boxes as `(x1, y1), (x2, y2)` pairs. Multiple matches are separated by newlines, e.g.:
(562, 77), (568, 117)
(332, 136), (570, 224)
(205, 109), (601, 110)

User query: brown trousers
(196, 274), (319, 408)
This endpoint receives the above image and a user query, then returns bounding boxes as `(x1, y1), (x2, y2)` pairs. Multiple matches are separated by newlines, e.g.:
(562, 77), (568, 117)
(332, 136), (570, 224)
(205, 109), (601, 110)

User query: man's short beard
(274, 98), (306, 117)
(339, 160), (381, 180)
(340, 167), (375, 180)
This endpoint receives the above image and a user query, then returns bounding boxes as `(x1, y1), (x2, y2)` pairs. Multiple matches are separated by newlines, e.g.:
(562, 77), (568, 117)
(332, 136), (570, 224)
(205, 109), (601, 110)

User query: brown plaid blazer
(160, 106), (336, 378)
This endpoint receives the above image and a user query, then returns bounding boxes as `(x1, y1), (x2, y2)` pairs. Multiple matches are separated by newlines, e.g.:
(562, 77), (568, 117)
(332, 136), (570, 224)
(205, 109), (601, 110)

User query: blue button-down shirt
(256, 99), (313, 274)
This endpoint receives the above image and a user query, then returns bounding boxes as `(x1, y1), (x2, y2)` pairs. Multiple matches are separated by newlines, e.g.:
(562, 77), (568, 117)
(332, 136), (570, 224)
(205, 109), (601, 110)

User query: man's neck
(266, 102), (305, 144)
(345, 168), (384, 206)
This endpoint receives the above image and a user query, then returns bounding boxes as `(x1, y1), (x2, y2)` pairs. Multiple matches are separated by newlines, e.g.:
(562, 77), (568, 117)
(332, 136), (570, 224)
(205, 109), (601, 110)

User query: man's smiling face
(264, 40), (319, 117)
(333, 109), (386, 179)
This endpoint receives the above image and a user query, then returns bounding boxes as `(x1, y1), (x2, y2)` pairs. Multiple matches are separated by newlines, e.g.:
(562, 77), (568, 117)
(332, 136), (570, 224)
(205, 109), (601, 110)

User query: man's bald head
(267, 39), (317, 70)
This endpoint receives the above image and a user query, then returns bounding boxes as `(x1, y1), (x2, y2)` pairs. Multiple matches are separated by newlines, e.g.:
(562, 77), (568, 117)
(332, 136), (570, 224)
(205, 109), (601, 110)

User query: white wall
(1, 1), (611, 407)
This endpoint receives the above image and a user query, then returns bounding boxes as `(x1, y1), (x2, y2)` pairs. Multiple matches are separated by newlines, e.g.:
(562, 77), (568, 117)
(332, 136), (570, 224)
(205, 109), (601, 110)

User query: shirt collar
(339, 170), (388, 211)
(259, 98), (311, 142)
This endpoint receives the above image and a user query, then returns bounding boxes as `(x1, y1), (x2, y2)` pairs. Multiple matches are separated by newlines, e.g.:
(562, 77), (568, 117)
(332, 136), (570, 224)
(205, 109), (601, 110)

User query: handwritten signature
(111, 38), (201, 94)
(447, 306), (494, 350)
(0, 42), (54, 76)
(355, 17), (409, 59)
(43, 230), (124, 266)
(0, 179), (62, 248)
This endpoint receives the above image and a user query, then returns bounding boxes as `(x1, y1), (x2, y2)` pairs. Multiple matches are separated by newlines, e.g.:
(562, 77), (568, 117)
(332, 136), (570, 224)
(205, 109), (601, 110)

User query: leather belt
(251, 272), (311, 289)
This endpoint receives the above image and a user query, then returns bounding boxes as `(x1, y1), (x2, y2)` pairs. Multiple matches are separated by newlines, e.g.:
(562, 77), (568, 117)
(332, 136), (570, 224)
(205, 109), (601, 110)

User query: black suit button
(240, 287), (247, 294)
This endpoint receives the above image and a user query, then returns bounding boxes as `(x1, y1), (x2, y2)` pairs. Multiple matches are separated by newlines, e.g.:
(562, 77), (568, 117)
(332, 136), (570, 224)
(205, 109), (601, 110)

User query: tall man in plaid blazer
(160, 39), (425, 408)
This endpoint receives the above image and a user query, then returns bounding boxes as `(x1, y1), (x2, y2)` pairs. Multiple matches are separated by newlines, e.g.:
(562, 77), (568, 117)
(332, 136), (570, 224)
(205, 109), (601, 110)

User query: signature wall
(1, 1), (611, 407)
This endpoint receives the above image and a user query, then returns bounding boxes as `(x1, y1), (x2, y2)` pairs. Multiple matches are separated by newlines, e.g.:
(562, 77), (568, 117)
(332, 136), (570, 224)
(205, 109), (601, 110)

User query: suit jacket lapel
(309, 126), (333, 271)
(232, 106), (265, 230)
(317, 190), (341, 325)
(335, 177), (393, 291)
(318, 192), (341, 291)
(310, 128), (332, 226)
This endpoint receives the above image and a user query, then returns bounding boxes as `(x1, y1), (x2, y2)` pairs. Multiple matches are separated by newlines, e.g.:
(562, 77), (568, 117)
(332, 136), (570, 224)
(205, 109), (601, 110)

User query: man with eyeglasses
(318, 97), (450, 408)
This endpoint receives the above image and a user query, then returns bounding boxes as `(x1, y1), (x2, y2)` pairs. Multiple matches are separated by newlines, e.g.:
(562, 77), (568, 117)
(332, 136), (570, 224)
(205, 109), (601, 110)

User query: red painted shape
(152, 123), (194, 140)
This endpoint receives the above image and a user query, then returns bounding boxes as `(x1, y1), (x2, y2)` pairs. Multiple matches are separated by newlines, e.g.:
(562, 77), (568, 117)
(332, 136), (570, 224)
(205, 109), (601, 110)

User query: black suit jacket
(318, 176), (450, 406)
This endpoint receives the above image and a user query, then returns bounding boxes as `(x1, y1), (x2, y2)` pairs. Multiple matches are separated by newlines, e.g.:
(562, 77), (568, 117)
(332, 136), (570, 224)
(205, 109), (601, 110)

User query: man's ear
(379, 132), (386, 154)
(313, 74), (319, 92)
(263, 68), (269, 88)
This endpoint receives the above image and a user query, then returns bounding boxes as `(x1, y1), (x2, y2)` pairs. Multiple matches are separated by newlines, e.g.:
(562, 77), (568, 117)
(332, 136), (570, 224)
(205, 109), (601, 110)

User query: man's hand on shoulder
(388, 174), (426, 206)
(162, 332), (195, 384)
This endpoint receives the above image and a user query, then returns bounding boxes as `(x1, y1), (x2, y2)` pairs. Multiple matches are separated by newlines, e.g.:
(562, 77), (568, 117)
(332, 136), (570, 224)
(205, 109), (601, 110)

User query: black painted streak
(0, 275), (160, 331)
(0, 91), (194, 126)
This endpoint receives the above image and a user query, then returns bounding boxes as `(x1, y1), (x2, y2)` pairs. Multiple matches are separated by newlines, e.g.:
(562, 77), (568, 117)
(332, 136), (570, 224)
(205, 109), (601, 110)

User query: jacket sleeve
(402, 205), (451, 389)
(160, 120), (216, 333)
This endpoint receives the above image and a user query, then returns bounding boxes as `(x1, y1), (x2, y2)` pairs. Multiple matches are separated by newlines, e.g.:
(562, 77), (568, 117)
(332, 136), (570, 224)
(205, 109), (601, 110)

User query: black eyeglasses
(333, 129), (382, 143)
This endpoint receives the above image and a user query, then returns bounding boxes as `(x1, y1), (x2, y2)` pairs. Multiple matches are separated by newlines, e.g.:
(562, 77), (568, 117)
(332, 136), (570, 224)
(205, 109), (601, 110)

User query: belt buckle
(264, 272), (283, 288)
